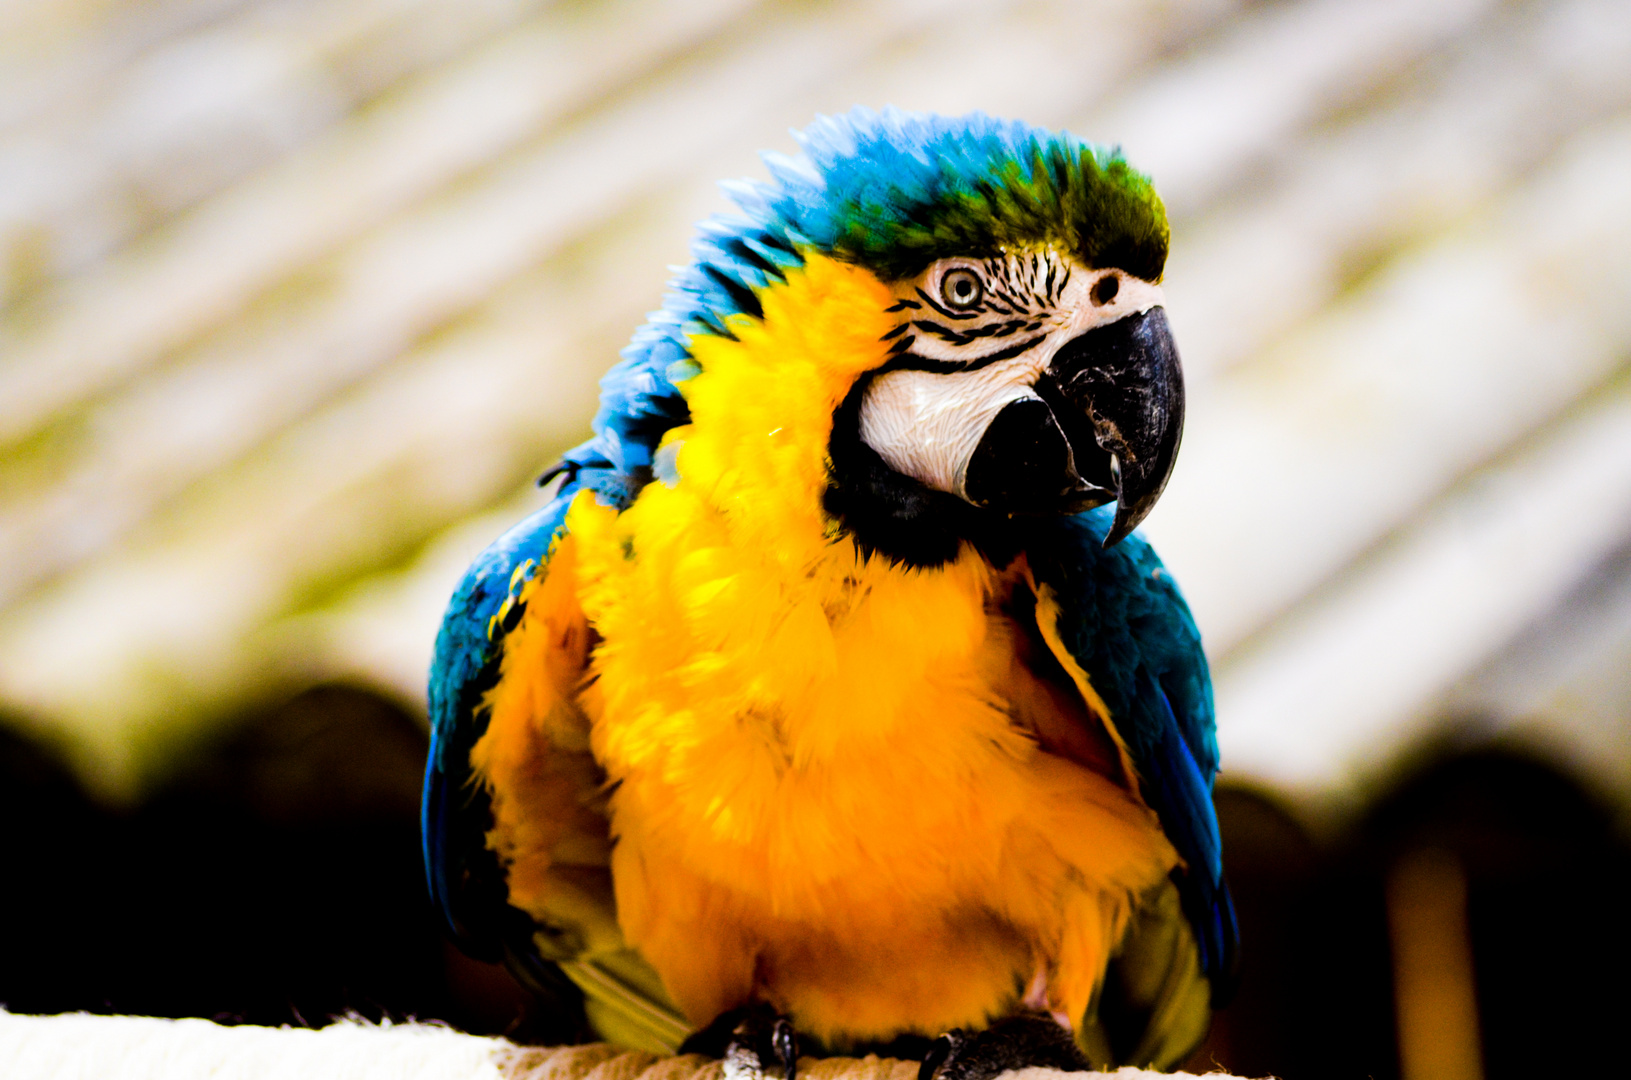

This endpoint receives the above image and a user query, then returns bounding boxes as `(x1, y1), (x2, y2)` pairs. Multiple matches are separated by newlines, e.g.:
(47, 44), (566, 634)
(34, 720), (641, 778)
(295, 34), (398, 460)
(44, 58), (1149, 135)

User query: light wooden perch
(0, 1013), (1237, 1080)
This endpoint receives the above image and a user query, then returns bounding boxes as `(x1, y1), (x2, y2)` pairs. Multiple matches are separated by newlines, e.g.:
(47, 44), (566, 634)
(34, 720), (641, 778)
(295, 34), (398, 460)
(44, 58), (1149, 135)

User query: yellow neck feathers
(567, 252), (1022, 798)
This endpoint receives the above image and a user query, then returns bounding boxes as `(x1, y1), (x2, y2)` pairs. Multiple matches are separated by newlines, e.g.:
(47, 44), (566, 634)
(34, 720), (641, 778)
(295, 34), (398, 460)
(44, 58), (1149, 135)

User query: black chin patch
(824, 371), (1021, 570)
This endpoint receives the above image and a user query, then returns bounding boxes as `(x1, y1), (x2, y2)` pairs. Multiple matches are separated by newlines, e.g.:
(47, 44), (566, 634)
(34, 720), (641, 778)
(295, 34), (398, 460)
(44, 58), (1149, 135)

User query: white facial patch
(857, 250), (1163, 502)
(859, 355), (1048, 499)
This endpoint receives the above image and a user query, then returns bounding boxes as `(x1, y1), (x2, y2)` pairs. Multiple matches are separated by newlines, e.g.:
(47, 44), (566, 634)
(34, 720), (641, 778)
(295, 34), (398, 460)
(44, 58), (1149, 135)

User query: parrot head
(562, 108), (1182, 568)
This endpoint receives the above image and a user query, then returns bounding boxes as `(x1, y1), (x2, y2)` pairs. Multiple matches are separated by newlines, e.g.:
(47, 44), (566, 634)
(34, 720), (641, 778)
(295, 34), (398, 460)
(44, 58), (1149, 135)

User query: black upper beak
(963, 306), (1185, 546)
(1046, 305), (1185, 545)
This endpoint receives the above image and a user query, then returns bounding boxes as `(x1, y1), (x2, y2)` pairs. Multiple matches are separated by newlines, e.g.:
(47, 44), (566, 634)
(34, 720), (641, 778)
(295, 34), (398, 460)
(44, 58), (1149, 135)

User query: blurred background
(2, 0), (1629, 1076)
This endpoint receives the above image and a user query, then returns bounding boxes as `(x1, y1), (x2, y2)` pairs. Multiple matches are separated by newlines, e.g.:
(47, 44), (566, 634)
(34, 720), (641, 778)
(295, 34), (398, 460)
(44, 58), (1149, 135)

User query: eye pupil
(940, 269), (983, 308)
(1092, 274), (1120, 305)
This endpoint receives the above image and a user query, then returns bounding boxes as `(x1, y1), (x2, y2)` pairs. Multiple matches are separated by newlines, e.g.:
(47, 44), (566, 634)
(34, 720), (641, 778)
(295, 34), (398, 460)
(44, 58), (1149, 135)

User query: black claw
(920, 1014), (1091, 1080)
(686, 1003), (799, 1080)
(918, 1030), (966, 1080)
(771, 1017), (798, 1080)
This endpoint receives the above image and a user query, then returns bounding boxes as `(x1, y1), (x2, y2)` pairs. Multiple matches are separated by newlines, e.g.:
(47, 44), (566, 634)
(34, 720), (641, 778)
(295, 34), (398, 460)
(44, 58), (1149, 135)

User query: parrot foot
(681, 1003), (800, 1080)
(918, 1012), (1091, 1080)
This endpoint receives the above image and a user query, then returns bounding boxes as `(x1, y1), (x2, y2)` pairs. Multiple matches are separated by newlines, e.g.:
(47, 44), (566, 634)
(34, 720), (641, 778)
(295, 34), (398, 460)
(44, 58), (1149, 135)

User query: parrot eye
(1091, 273), (1120, 306)
(939, 268), (984, 309)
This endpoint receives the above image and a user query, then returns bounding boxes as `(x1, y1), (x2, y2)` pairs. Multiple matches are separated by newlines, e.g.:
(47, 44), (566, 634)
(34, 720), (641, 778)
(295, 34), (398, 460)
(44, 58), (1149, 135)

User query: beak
(961, 306), (1185, 546)
(1048, 306), (1185, 545)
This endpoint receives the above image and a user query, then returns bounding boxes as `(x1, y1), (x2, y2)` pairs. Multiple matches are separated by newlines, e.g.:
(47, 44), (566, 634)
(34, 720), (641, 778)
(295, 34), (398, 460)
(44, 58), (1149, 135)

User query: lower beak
(961, 306), (1185, 546)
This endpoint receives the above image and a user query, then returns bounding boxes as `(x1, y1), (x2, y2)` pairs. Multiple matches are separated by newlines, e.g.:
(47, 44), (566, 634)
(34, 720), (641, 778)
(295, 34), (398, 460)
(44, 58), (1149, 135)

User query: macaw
(422, 108), (1237, 1078)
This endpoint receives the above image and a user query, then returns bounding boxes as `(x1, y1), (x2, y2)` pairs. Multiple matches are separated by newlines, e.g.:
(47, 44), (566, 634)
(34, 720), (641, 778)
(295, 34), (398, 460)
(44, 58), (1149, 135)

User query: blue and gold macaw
(423, 109), (1237, 1077)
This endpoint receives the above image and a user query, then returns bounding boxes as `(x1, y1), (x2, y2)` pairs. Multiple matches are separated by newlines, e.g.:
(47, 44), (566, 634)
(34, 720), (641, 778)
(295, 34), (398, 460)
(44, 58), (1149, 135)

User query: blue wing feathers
(1144, 684), (1222, 884)
(1143, 679), (1238, 989)
(422, 491), (578, 956)
(1023, 506), (1239, 1000)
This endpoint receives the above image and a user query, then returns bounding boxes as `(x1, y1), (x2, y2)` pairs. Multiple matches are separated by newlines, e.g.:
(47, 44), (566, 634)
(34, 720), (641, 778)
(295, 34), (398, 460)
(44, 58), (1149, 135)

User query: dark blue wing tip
(421, 750), (507, 963)
(421, 760), (460, 933)
(423, 494), (580, 964)
(1201, 877), (1242, 1007)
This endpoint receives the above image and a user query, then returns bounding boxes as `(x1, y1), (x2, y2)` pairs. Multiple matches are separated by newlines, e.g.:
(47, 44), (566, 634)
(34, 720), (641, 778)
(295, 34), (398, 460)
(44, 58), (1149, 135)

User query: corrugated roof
(2, 0), (1628, 808)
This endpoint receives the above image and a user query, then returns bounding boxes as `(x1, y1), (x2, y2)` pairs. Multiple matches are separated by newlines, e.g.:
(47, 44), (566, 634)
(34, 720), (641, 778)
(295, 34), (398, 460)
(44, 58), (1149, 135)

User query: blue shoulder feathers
(1024, 506), (1239, 1000)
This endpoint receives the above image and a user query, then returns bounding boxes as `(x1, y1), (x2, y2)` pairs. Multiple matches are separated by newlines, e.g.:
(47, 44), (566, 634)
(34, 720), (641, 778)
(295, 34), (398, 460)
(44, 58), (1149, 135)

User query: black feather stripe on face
(886, 249), (1080, 369)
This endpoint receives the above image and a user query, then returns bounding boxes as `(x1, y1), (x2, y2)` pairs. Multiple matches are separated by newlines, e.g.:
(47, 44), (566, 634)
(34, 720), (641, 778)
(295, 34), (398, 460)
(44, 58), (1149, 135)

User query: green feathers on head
(808, 126), (1170, 282)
